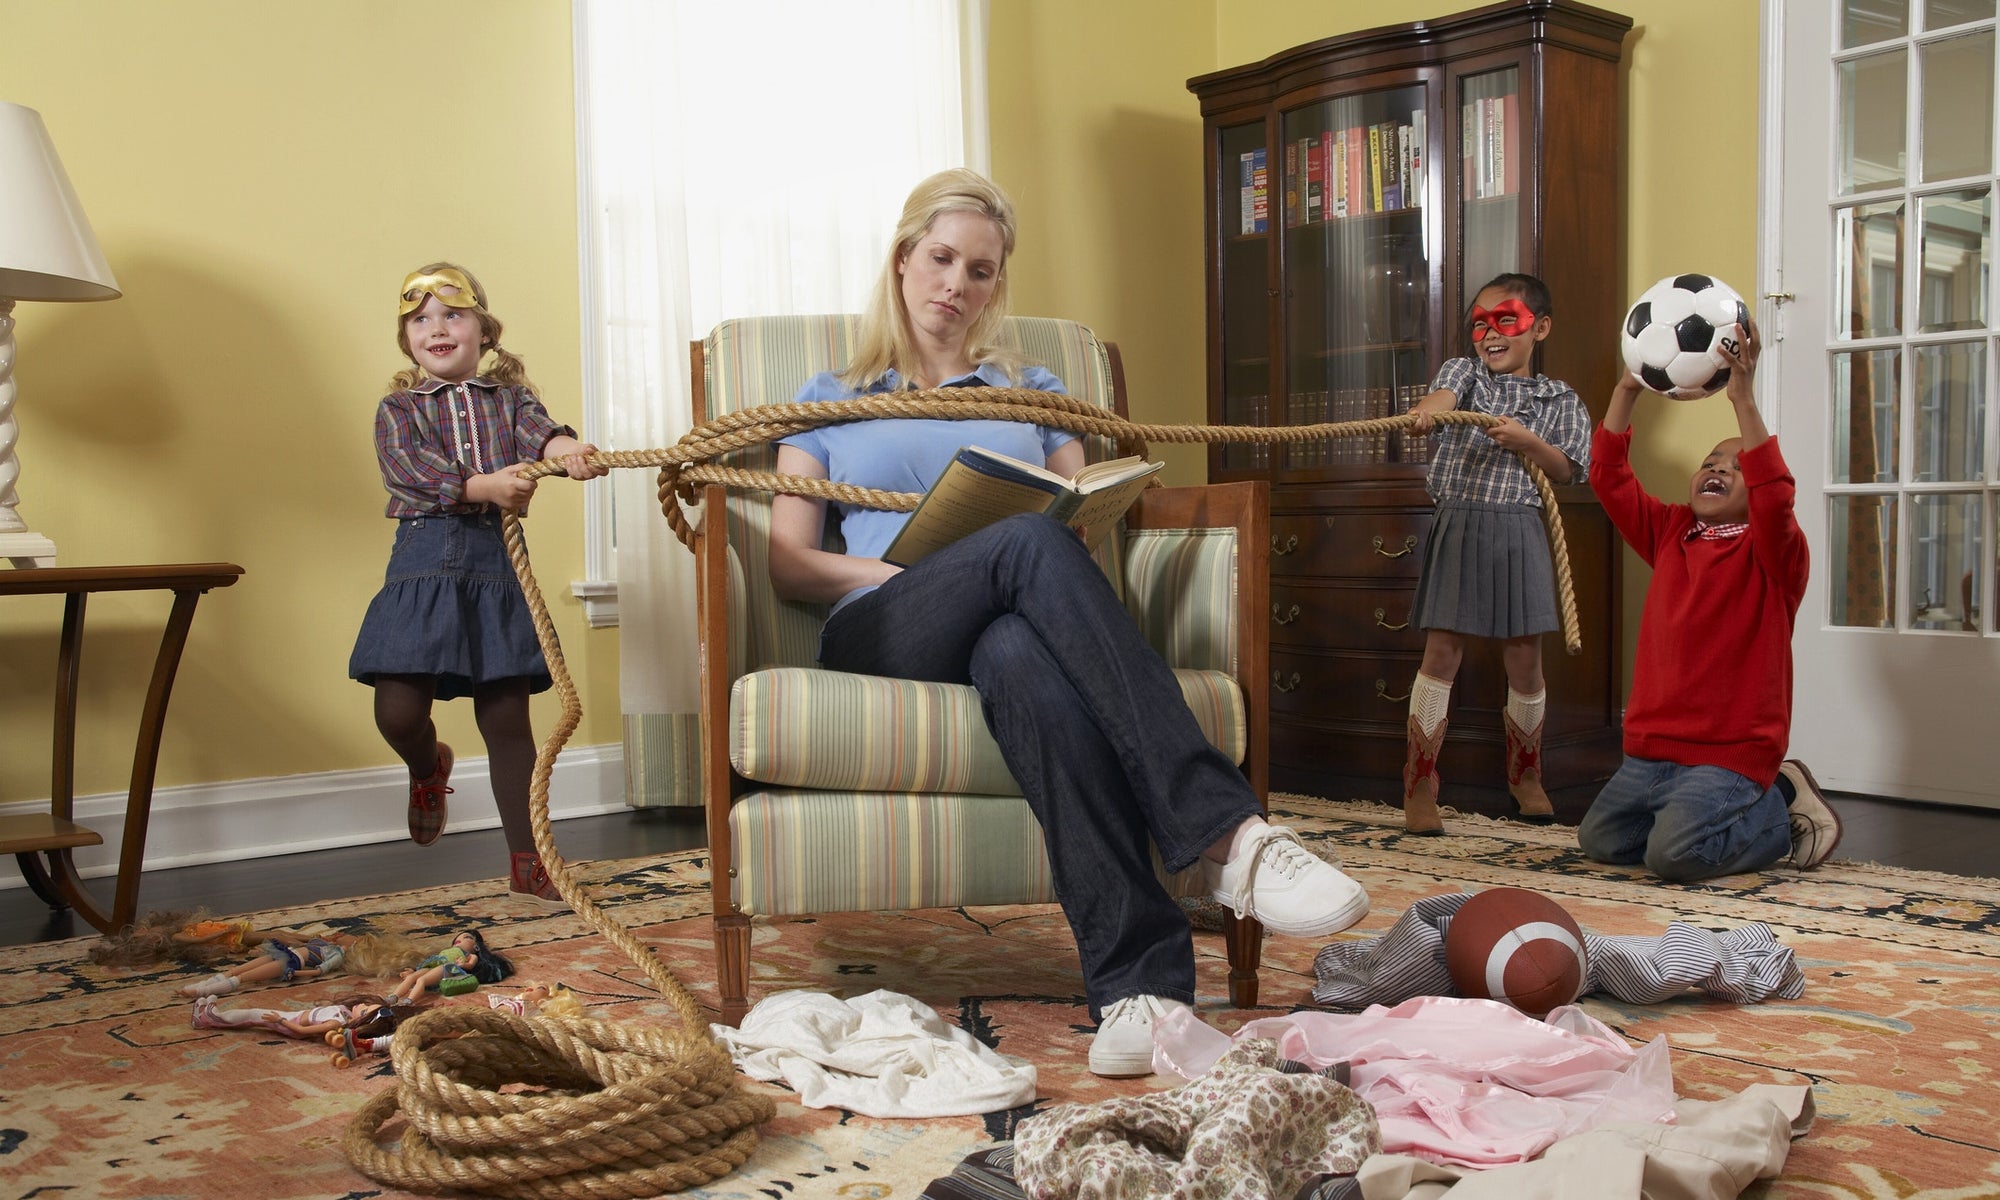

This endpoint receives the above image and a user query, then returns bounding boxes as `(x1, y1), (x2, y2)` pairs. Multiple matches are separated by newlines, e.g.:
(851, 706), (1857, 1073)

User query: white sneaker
(1088, 994), (1187, 1078)
(1781, 759), (1843, 870)
(180, 974), (239, 998)
(1210, 825), (1369, 938)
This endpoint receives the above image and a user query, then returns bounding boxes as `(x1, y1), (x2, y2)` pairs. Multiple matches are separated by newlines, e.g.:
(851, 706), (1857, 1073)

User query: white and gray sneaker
(1209, 825), (1369, 938)
(1781, 759), (1843, 869)
(1088, 994), (1188, 1078)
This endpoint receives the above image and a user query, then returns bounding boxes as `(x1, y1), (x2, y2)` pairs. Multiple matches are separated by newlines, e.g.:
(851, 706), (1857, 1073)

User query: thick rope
(344, 389), (1580, 1194)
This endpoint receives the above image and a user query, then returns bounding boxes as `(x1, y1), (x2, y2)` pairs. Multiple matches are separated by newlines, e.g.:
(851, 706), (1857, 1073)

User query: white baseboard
(0, 745), (626, 892)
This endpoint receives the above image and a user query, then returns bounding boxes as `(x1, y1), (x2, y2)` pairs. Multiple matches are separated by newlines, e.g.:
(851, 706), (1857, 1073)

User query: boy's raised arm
(1719, 320), (1769, 451)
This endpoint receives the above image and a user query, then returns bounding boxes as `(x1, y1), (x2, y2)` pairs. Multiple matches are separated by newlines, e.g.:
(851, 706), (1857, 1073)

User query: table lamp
(0, 100), (120, 567)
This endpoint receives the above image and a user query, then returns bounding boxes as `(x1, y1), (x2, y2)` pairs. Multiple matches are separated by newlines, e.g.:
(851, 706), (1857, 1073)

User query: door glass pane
(1917, 189), (1990, 331)
(1844, 0), (1908, 45)
(1281, 83), (1431, 471)
(1913, 341), (1986, 482)
(1924, 0), (1994, 29)
(1833, 348), (1902, 483)
(1921, 33), (1994, 181)
(1829, 494), (1899, 627)
(1219, 122), (1272, 472)
(1909, 492), (1984, 629)
(1834, 201), (1906, 338)
(1839, 50), (1907, 192)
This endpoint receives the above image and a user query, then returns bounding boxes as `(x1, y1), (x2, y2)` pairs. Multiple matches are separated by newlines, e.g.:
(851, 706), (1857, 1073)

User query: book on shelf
(1499, 93), (1519, 195)
(1238, 147), (1268, 233)
(1463, 93), (1522, 200)
(1283, 140), (1302, 227)
(1304, 136), (1323, 223)
(1380, 120), (1403, 211)
(1408, 109), (1425, 206)
(1367, 124), (1385, 214)
(1346, 126), (1367, 215)
(882, 446), (1164, 567)
(1323, 130), (1345, 217)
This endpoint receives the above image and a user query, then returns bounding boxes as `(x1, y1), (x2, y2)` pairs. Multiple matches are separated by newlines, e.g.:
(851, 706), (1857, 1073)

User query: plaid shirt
(372, 376), (572, 518)
(1423, 357), (1590, 506)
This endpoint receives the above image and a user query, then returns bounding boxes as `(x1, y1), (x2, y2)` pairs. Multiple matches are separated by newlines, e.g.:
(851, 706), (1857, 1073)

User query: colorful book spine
(1346, 126), (1367, 215)
(1381, 120), (1402, 211)
(1367, 123), (1384, 214)
(1238, 147), (1268, 233)
(1284, 139), (1301, 227)
(1322, 130), (1343, 218)
(1305, 137), (1323, 224)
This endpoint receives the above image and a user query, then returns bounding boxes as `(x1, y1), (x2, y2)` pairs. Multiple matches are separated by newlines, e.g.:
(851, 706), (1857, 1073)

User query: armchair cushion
(732, 666), (1247, 795)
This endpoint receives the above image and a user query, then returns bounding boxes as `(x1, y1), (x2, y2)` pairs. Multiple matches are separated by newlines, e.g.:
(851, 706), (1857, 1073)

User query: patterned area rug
(3, 794), (1996, 1199)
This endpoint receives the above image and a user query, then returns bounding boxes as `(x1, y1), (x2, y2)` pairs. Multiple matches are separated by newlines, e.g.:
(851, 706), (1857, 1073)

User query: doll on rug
(485, 982), (583, 1018)
(385, 929), (515, 1002)
(190, 991), (418, 1041)
(90, 909), (321, 969)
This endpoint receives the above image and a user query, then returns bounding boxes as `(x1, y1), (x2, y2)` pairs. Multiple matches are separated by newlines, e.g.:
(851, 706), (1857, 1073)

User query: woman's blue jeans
(1577, 755), (1791, 882)
(817, 514), (1258, 1017)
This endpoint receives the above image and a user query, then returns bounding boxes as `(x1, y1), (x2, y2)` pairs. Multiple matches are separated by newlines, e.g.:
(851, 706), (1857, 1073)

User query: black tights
(372, 675), (539, 856)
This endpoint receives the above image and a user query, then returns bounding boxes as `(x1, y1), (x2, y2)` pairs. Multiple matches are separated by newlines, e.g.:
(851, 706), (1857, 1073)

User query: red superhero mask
(1469, 298), (1537, 342)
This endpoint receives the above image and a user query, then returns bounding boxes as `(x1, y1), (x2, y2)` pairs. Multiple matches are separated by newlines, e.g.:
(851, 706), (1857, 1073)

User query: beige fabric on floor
(1356, 1084), (1813, 1200)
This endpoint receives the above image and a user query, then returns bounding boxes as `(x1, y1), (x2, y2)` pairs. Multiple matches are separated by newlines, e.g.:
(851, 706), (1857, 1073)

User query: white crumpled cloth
(711, 988), (1038, 1118)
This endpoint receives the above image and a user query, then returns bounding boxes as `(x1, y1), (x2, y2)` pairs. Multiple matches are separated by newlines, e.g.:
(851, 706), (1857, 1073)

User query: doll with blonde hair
(348, 262), (607, 903)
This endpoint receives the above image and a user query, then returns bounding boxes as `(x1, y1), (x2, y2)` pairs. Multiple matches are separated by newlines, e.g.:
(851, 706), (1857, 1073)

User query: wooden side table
(0, 563), (244, 934)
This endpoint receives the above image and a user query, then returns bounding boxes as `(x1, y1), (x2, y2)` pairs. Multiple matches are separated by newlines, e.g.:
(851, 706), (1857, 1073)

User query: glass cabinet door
(1218, 120), (1272, 471)
(1279, 83), (1433, 472)
(1457, 66), (1523, 311)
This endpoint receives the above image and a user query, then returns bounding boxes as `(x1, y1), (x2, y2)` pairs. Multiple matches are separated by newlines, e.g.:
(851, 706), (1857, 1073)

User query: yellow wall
(0, 2), (617, 801)
(1, 0), (1761, 806)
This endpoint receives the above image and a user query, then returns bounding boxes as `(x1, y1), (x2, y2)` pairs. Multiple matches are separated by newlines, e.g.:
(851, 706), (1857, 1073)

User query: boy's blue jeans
(816, 513), (1259, 1019)
(1577, 755), (1791, 882)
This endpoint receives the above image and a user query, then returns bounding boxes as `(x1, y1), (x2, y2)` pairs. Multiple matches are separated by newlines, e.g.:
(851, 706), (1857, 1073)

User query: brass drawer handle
(1373, 534), (1418, 559)
(1272, 603), (1301, 626)
(1271, 534), (1299, 556)
(1273, 671), (1301, 694)
(1376, 678), (1411, 703)
(1373, 607), (1409, 631)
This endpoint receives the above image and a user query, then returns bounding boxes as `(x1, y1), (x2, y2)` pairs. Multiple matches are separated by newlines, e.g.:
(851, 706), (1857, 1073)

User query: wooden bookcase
(1187, 0), (1632, 818)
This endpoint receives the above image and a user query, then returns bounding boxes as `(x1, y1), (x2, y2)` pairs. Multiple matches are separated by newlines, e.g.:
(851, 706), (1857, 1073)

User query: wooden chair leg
(714, 911), (752, 1027)
(1224, 912), (1264, 1009)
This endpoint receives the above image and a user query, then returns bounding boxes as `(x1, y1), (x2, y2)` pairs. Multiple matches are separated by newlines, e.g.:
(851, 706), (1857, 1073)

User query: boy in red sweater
(1578, 320), (1842, 881)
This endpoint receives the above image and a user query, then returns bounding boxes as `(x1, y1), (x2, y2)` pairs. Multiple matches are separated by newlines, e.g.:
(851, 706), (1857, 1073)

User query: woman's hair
(463, 929), (515, 984)
(390, 260), (536, 393)
(1474, 272), (1554, 319)
(839, 168), (1028, 389)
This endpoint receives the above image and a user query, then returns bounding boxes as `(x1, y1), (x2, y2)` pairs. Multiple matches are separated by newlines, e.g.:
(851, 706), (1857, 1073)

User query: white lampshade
(0, 100), (120, 301)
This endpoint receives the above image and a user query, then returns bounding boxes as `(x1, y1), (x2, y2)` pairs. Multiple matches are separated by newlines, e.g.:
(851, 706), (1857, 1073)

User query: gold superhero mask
(398, 268), (480, 316)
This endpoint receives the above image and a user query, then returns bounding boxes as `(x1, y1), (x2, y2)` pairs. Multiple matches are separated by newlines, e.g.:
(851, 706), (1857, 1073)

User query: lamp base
(0, 529), (57, 568)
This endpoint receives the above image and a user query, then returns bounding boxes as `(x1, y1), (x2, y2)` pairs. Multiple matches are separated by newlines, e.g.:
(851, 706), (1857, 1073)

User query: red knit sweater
(1590, 427), (1809, 787)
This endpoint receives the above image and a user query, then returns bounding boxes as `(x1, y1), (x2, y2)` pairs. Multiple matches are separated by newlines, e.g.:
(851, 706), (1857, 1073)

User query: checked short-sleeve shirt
(372, 376), (574, 517)
(1423, 356), (1590, 506)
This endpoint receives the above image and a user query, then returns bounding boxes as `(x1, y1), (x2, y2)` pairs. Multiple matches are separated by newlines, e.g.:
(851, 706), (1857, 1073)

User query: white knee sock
(1507, 687), (1546, 734)
(1410, 673), (1452, 737)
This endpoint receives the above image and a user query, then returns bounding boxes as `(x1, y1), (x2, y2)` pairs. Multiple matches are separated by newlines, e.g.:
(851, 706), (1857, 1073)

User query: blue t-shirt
(780, 362), (1072, 610)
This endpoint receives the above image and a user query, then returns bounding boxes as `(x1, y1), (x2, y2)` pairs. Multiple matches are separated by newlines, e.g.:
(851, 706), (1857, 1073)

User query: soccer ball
(1620, 274), (1751, 400)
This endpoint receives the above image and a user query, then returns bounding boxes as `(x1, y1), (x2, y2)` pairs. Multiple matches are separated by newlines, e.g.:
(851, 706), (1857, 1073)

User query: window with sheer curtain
(572, 0), (988, 804)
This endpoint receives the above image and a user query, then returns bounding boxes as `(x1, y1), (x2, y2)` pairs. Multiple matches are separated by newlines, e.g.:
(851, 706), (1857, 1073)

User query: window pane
(1839, 51), (1908, 193)
(1913, 342), (1987, 481)
(1924, 0), (1994, 29)
(1844, 0), (1909, 45)
(1833, 348), (1903, 483)
(1830, 495), (1899, 627)
(1835, 202), (1907, 338)
(1910, 493), (1984, 629)
(1917, 189), (1991, 332)
(1921, 33), (1994, 181)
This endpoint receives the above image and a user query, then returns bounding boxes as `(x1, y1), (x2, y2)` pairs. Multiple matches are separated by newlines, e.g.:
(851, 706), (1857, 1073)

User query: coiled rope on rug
(342, 390), (1581, 1197)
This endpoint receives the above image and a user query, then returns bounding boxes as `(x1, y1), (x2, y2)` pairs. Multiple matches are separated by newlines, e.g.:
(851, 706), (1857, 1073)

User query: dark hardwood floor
(5, 793), (1996, 949)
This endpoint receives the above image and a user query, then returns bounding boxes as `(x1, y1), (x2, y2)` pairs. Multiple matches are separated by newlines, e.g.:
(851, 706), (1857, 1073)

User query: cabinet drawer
(1269, 511), (1433, 579)
(1269, 581), (1423, 653)
(1268, 646), (1424, 725)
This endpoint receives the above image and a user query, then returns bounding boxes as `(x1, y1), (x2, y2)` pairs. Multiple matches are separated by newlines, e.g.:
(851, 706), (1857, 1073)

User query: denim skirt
(1409, 499), (1558, 639)
(348, 513), (553, 700)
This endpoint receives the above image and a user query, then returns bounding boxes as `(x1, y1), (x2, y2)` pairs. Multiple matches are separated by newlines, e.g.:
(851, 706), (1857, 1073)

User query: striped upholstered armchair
(690, 314), (1271, 1026)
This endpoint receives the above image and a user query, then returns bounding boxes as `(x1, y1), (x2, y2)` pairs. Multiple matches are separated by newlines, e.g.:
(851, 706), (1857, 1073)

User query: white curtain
(574, 0), (989, 804)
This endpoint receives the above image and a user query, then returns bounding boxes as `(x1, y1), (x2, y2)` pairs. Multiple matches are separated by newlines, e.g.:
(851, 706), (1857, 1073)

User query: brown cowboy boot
(1504, 711), (1556, 824)
(1402, 715), (1447, 836)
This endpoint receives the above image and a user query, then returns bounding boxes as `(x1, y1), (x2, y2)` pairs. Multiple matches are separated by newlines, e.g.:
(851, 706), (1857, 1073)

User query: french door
(1772, 0), (1999, 807)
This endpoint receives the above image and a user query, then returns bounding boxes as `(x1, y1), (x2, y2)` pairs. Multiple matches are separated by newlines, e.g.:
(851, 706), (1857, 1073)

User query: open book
(883, 446), (1164, 567)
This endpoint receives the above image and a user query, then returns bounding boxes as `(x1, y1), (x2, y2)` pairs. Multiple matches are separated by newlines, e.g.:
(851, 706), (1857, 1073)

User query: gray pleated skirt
(1410, 499), (1558, 638)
